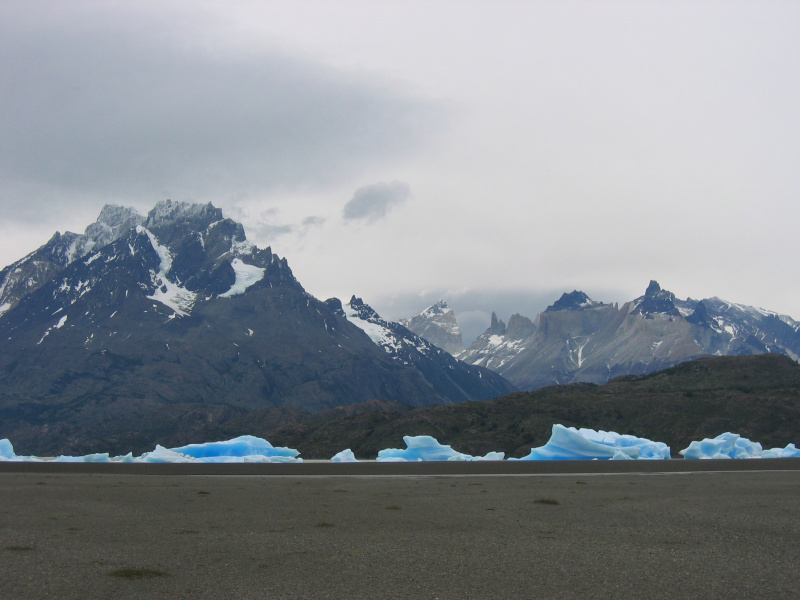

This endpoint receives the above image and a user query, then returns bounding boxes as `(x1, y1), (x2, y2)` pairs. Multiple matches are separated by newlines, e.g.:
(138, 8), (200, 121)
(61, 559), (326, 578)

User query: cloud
(0, 7), (442, 221)
(301, 216), (326, 228)
(342, 181), (411, 223)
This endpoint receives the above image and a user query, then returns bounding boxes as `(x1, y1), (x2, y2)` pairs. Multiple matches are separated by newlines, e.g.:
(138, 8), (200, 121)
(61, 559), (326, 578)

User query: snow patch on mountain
(220, 259), (265, 298)
(139, 226), (197, 316)
(37, 314), (68, 345)
(343, 301), (400, 352)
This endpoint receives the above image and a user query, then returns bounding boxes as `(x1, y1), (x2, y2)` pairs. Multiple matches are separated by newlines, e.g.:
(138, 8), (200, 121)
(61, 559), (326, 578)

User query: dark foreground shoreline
(2, 461), (799, 599)
(3, 456), (800, 476)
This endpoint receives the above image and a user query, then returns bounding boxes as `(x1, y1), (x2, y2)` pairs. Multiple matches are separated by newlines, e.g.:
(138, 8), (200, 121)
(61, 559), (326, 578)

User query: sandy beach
(2, 461), (799, 599)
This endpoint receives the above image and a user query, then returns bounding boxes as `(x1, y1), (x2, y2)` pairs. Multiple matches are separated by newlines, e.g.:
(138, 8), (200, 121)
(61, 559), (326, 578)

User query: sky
(1, 0), (799, 344)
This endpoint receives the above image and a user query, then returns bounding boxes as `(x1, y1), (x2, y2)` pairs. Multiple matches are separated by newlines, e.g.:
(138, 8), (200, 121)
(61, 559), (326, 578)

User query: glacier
(1, 429), (799, 463)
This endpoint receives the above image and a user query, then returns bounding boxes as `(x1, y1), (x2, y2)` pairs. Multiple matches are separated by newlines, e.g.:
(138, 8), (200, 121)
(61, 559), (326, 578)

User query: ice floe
(331, 449), (359, 463)
(679, 432), (800, 459)
(376, 435), (504, 462)
(0, 435), (301, 463)
(509, 425), (671, 461)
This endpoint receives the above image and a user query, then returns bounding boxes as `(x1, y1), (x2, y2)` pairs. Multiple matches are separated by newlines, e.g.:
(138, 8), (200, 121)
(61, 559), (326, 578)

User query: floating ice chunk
(169, 435), (299, 462)
(135, 445), (196, 463)
(611, 450), (636, 460)
(0, 438), (16, 460)
(679, 433), (798, 459)
(509, 424), (669, 461)
(472, 451), (506, 461)
(53, 453), (111, 463)
(331, 449), (359, 463)
(376, 435), (503, 462)
(191, 454), (300, 463)
(0, 439), (41, 462)
(578, 428), (671, 460)
(680, 432), (762, 459)
(762, 443), (800, 458)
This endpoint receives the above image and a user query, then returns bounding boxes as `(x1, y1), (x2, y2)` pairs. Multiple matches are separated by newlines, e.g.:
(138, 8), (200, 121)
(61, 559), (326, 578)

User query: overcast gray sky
(2, 0), (798, 343)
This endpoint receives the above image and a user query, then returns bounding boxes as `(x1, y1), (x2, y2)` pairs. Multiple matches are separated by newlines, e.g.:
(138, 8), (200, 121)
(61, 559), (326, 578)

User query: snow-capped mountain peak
(400, 299), (464, 355)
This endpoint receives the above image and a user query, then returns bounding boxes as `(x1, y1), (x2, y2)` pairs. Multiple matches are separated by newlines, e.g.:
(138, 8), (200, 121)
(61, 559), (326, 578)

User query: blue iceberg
(165, 435), (300, 463)
(0, 436), (302, 463)
(331, 449), (360, 462)
(509, 424), (671, 460)
(762, 443), (800, 458)
(376, 435), (504, 462)
(680, 433), (800, 459)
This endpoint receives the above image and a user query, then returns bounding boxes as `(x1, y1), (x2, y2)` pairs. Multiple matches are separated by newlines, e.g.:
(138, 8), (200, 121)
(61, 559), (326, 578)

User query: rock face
(456, 282), (800, 391)
(400, 299), (464, 355)
(0, 201), (514, 455)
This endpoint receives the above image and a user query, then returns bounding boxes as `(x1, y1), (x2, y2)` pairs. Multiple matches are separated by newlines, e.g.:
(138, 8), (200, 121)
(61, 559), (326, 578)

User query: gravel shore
(1, 462), (798, 599)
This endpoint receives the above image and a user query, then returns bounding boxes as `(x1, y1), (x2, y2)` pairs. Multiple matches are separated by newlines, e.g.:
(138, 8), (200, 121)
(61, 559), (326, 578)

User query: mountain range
(403, 283), (800, 391)
(3, 199), (798, 456)
(0, 201), (513, 455)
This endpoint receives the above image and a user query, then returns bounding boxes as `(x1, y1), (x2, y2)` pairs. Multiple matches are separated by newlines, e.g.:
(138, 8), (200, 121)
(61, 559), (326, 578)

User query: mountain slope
(265, 354), (800, 459)
(0, 201), (514, 455)
(0, 205), (144, 317)
(458, 281), (800, 390)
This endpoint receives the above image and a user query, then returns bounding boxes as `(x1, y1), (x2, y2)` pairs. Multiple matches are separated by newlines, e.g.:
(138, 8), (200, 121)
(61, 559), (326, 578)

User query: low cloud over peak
(342, 181), (411, 223)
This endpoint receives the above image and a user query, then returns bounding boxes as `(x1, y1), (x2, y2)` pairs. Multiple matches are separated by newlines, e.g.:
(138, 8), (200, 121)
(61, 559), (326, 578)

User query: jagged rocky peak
(487, 312), (506, 336)
(145, 199), (221, 228)
(144, 200), (227, 241)
(85, 205), (145, 248)
(505, 313), (536, 339)
(546, 290), (604, 312)
(0, 204), (146, 314)
(634, 280), (680, 317)
(346, 295), (380, 321)
(686, 300), (716, 327)
(423, 299), (451, 316)
(402, 299), (464, 355)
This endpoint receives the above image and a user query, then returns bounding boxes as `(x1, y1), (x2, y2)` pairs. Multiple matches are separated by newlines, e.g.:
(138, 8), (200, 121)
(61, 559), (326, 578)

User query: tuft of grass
(534, 498), (560, 505)
(175, 529), (200, 535)
(385, 505), (401, 511)
(108, 568), (169, 579)
(5, 545), (34, 552)
(314, 522), (335, 528)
